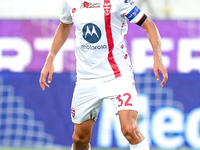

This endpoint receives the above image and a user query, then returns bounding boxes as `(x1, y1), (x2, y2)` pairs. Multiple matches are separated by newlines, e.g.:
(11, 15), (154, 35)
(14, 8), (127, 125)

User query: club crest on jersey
(103, 3), (111, 15)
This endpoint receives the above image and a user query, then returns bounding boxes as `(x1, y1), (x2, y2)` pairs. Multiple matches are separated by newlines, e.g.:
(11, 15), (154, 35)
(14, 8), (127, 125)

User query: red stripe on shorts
(104, 0), (121, 78)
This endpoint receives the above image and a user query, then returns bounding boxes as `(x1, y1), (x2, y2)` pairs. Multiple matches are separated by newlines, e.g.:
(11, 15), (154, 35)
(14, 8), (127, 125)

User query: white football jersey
(60, 0), (147, 80)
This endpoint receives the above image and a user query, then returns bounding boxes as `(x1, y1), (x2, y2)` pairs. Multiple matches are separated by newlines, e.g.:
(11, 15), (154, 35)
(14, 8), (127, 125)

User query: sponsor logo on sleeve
(126, 6), (141, 21)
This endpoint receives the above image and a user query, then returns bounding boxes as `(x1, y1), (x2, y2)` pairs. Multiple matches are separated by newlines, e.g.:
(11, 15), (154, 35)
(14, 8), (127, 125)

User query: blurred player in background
(39, 0), (168, 149)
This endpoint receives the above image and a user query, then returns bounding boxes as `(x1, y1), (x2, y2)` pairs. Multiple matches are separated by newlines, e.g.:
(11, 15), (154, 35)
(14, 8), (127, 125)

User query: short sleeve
(119, 0), (147, 25)
(60, 0), (73, 24)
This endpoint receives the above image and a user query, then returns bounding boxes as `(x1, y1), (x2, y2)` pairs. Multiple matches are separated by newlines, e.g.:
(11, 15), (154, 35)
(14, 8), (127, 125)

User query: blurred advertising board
(0, 20), (200, 73)
(0, 20), (200, 149)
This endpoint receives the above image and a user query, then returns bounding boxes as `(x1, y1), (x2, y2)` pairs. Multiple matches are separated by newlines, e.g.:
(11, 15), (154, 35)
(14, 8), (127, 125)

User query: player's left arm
(141, 18), (168, 87)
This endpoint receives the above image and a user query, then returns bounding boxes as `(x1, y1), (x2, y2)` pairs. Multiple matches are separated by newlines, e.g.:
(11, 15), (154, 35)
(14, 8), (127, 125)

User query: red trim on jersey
(136, 14), (144, 24)
(104, 0), (121, 78)
(136, 14), (147, 26)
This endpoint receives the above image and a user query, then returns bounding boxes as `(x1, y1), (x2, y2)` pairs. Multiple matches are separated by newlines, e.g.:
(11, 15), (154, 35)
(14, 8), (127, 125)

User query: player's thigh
(71, 82), (103, 124)
(73, 119), (95, 142)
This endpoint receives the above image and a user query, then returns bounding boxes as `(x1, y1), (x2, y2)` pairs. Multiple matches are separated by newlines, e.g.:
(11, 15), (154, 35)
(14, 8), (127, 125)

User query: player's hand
(39, 61), (54, 91)
(153, 58), (168, 87)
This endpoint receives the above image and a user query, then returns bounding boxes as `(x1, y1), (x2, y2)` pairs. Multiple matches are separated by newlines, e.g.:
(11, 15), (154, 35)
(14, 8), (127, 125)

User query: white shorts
(71, 74), (139, 124)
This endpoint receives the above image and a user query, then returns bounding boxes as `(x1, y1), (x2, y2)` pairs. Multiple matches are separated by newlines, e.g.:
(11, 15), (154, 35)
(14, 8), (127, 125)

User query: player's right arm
(39, 22), (74, 91)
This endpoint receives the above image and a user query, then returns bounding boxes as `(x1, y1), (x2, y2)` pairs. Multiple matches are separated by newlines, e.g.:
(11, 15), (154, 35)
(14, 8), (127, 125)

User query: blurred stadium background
(0, 0), (200, 150)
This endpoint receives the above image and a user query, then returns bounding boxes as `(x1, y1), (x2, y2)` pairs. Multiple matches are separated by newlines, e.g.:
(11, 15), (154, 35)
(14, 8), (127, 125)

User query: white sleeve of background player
(119, 0), (146, 25)
(60, 0), (73, 24)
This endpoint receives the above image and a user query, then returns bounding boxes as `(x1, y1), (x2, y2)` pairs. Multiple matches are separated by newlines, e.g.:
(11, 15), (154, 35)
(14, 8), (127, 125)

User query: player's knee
(121, 124), (145, 144)
(121, 124), (138, 137)
(72, 134), (90, 146)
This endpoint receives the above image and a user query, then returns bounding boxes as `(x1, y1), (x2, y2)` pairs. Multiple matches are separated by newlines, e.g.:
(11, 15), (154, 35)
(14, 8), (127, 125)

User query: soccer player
(39, 0), (168, 150)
